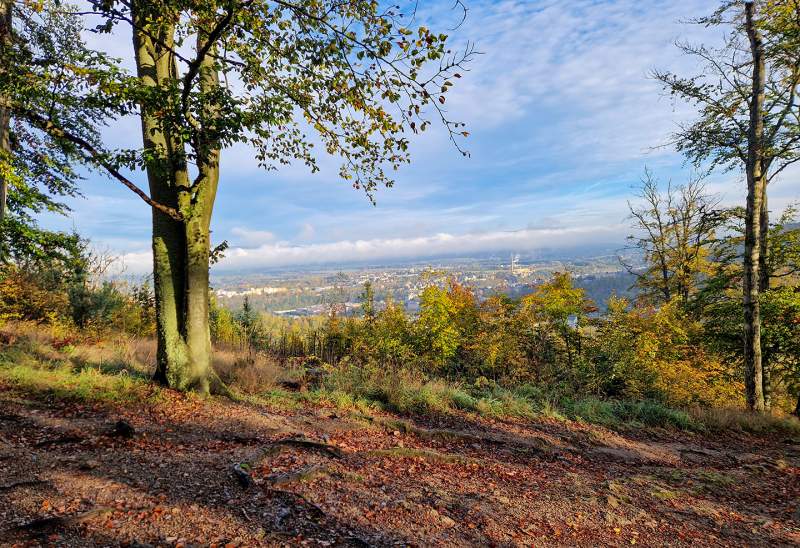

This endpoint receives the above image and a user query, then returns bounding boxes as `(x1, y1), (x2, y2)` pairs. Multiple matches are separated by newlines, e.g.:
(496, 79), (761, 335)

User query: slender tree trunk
(744, 2), (765, 412)
(0, 0), (12, 224)
(758, 187), (771, 410)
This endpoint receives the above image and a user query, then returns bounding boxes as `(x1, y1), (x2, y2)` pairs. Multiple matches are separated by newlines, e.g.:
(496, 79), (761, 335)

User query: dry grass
(689, 406), (800, 435)
(0, 322), (159, 402)
(213, 348), (283, 395)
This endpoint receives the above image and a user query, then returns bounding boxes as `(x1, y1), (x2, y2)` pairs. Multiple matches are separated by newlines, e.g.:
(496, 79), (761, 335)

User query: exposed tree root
(209, 373), (234, 399)
(33, 435), (84, 448)
(363, 447), (478, 464)
(369, 416), (567, 457)
(272, 437), (345, 459)
(233, 437), (344, 489)
(268, 464), (329, 486)
(231, 463), (253, 489)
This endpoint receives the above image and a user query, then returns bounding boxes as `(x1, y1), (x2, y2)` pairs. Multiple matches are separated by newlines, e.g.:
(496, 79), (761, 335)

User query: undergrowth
(1, 329), (798, 436)
(0, 331), (160, 403)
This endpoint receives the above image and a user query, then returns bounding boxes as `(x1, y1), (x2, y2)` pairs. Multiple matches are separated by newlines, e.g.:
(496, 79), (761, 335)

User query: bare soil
(1, 383), (798, 547)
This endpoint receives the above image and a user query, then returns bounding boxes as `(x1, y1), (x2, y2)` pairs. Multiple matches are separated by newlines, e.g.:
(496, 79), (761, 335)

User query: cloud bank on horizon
(46, 0), (800, 274)
(115, 224), (627, 274)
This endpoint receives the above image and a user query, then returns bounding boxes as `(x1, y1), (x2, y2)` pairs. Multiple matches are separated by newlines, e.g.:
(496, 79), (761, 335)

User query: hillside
(1, 334), (799, 547)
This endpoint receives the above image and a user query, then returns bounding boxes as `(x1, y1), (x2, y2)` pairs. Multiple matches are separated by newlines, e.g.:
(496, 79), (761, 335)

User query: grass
(310, 364), (705, 429)
(0, 346), (160, 403)
(563, 397), (698, 430)
(689, 405), (800, 436)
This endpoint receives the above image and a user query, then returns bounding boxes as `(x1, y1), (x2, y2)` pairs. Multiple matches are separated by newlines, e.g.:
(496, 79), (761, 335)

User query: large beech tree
(21, 0), (473, 393)
(655, 0), (800, 411)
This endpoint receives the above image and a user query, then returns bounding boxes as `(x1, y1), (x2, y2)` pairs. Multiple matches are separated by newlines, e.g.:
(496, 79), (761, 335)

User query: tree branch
(19, 107), (183, 221)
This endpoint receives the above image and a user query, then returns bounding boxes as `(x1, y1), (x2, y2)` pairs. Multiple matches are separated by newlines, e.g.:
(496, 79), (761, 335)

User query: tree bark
(0, 0), (12, 224)
(744, 1), (765, 412)
(758, 186), (771, 410)
(131, 4), (223, 394)
(181, 34), (221, 395)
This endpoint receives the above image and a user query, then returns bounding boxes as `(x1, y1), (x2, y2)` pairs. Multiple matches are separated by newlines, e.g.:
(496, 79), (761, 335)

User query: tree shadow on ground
(1, 381), (798, 547)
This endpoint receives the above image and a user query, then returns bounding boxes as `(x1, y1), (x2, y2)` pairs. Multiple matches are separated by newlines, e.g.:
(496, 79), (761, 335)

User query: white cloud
(436, 0), (714, 159)
(115, 224), (624, 275)
(220, 224), (622, 271)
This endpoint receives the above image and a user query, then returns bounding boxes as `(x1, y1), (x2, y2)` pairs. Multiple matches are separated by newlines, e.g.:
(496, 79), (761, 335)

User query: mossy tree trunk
(131, 4), (221, 394)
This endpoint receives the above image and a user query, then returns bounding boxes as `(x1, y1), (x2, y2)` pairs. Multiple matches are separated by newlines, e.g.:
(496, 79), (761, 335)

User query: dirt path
(1, 385), (798, 547)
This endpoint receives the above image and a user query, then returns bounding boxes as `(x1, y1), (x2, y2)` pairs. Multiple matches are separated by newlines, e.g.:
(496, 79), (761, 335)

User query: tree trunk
(0, 0), (12, 224)
(131, 4), (220, 394)
(758, 187), (771, 410)
(744, 2), (765, 412)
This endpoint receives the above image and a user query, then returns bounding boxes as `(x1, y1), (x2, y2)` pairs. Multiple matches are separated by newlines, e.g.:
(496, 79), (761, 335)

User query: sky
(41, 0), (800, 275)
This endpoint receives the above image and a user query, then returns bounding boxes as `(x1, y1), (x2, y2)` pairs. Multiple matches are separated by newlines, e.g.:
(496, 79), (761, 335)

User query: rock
(111, 420), (135, 438)
(734, 453), (762, 465)
(79, 459), (101, 471)
(441, 515), (456, 528)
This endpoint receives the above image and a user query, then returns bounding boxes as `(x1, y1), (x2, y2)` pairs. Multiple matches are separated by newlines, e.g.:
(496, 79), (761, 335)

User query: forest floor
(1, 379), (799, 547)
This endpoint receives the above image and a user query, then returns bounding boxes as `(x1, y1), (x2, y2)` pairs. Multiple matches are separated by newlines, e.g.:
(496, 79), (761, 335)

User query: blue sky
(41, 0), (800, 274)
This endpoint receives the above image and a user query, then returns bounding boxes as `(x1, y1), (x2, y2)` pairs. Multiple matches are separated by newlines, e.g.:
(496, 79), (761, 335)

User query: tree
(0, 2), (120, 263)
(416, 284), (460, 370)
(12, 0), (472, 393)
(655, 1), (800, 410)
(1, 0), (10, 221)
(698, 204), (800, 410)
(359, 280), (376, 322)
(521, 272), (594, 384)
(624, 169), (722, 305)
